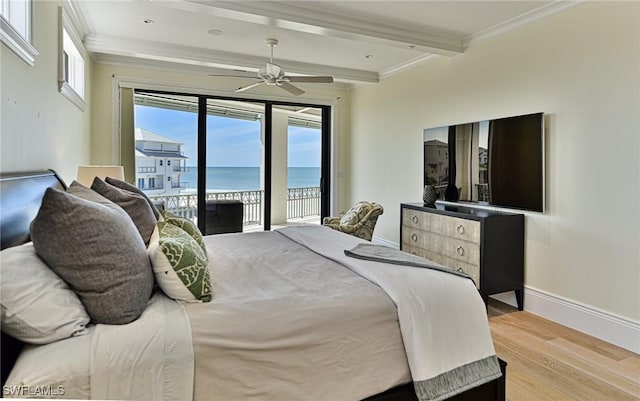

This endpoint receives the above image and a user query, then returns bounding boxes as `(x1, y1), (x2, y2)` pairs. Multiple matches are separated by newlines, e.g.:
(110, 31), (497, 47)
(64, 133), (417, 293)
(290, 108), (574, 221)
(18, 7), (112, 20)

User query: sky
(134, 105), (321, 167)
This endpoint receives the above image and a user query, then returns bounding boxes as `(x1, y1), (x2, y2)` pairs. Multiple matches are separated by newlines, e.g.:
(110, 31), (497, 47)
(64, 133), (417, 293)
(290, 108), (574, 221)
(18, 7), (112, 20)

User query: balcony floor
(244, 215), (321, 232)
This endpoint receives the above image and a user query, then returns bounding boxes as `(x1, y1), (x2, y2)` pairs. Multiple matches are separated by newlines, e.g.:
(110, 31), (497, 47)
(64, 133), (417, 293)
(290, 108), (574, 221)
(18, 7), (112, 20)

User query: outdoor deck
(149, 186), (321, 232)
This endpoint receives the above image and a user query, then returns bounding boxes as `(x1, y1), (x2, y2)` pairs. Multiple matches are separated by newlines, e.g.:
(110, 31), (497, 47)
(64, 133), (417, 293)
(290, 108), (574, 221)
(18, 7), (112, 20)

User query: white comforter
(6, 225), (500, 401)
(278, 226), (501, 400)
(187, 228), (411, 400)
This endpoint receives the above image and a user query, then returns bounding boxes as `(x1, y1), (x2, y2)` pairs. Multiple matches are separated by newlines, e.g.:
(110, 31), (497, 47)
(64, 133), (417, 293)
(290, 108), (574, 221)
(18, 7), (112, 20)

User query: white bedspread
(278, 225), (502, 401)
(6, 225), (499, 401)
(187, 229), (411, 401)
(90, 293), (194, 401)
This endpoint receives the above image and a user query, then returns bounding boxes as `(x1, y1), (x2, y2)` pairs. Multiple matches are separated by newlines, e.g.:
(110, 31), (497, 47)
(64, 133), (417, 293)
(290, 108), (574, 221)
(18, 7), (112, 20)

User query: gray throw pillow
(91, 178), (157, 246)
(30, 187), (154, 325)
(105, 176), (160, 219)
(67, 180), (122, 210)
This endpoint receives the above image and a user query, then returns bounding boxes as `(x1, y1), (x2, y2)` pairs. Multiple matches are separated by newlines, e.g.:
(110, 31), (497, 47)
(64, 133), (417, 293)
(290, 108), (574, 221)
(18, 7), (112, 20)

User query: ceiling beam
(85, 34), (379, 83)
(155, 0), (463, 56)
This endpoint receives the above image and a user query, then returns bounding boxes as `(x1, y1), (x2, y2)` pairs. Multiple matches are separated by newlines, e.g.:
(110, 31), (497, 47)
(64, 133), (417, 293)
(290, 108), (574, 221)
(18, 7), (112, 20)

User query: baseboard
(371, 236), (399, 249)
(368, 238), (639, 354)
(524, 286), (640, 354)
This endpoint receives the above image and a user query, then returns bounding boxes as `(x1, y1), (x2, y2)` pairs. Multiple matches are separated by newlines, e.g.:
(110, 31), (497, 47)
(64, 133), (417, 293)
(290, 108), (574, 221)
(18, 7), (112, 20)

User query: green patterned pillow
(149, 221), (212, 302)
(160, 210), (206, 252)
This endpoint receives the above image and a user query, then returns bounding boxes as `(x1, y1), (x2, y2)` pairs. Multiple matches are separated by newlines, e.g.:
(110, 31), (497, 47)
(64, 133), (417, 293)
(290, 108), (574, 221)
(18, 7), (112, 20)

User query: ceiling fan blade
(285, 76), (334, 83)
(235, 81), (263, 93)
(209, 74), (258, 79)
(278, 81), (305, 96)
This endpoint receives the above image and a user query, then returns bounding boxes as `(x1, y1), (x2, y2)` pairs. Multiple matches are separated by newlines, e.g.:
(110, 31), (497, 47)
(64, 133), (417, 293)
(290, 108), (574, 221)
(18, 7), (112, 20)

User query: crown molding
(379, 54), (440, 80)
(65, 0), (90, 39)
(85, 34), (378, 84)
(379, 0), (584, 79)
(464, 0), (584, 49)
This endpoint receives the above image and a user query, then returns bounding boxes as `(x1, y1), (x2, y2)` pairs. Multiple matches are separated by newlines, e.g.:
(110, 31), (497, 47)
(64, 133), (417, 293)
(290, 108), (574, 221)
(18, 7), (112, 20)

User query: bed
(0, 170), (506, 401)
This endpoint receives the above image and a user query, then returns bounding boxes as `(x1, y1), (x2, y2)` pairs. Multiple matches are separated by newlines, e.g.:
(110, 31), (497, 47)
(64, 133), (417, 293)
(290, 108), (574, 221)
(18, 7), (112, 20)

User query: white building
(135, 128), (189, 196)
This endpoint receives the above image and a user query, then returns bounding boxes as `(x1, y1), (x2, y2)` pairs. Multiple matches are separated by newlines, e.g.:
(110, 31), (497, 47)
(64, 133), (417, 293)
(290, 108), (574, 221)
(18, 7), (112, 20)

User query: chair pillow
(148, 221), (212, 303)
(105, 176), (160, 219)
(91, 177), (157, 246)
(339, 204), (362, 225)
(30, 187), (154, 325)
(0, 242), (90, 344)
(159, 209), (206, 253)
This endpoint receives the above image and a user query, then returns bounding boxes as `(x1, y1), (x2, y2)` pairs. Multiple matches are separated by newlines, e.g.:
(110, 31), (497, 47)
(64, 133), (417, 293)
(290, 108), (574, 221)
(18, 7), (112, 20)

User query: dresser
(400, 203), (524, 310)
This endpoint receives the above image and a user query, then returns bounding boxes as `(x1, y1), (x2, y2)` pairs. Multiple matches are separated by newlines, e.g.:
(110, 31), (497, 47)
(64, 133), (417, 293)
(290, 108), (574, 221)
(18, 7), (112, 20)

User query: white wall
(1, 1), (92, 183)
(349, 1), (639, 325)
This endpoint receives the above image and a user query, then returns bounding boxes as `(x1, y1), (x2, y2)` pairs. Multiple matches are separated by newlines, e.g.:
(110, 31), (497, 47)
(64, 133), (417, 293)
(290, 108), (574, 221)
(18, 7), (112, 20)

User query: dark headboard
(0, 170), (67, 387)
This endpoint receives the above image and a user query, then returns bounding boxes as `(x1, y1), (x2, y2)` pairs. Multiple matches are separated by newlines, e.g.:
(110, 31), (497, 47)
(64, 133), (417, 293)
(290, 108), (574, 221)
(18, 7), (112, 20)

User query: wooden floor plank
(548, 337), (640, 389)
(488, 299), (640, 401)
(494, 310), (636, 361)
(492, 321), (639, 400)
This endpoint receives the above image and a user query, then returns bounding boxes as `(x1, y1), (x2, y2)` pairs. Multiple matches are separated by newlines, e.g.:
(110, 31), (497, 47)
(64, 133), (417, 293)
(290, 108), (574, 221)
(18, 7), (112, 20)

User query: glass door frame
(135, 89), (331, 233)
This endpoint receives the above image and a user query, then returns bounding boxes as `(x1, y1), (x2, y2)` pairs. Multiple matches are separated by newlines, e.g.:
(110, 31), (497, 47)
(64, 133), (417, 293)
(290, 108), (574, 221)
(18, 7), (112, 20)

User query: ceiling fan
(212, 39), (334, 96)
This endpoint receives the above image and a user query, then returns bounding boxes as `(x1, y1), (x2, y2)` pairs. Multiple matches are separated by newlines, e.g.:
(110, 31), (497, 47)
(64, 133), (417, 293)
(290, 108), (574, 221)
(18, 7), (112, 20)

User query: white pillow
(0, 242), (90, 344)
(148, 222), (212, 303)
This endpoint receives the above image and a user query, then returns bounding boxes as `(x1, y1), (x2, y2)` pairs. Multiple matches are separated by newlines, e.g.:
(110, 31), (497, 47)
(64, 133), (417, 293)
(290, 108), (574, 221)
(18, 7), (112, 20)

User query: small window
(159, 160), (163, 166)
(167, 176), (171, 182)
(167, 160), (171, 166)
(1, 0), (38, 65)
(58, 6), (86, 110)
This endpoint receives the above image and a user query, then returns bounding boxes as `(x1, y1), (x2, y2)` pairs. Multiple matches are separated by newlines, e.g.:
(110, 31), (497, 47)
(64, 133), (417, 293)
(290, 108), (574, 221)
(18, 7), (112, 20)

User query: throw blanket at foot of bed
(278, 225), (502, 401)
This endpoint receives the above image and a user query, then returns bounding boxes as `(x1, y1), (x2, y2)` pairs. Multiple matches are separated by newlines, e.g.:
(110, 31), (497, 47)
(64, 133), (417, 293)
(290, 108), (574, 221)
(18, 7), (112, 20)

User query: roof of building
(135, 128), (183, 145)
(136, 149), (187, 159)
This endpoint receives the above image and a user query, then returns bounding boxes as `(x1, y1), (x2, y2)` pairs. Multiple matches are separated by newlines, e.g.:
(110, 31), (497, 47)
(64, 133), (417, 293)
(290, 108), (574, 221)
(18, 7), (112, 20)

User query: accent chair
(322, 201), (384, 241)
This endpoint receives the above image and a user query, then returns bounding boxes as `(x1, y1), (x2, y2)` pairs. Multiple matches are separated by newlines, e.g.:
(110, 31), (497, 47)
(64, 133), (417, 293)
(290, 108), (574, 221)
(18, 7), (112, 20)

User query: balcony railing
(140, 183), (164, 190)
(287, 186), (321, 220)
(171, 181), (189, 189)
(173, 166), (189, 172)
(138, 167), (157, 173)
(148, 186), (320, 227)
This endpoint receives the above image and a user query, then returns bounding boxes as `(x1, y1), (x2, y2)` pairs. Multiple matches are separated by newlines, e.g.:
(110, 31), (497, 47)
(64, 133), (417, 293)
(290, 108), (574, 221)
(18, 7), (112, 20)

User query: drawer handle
(412, 215), (419, 224)
(456, 246), (465, 256)
(411, 233), (418, 242)
(456, 224), (465, 234)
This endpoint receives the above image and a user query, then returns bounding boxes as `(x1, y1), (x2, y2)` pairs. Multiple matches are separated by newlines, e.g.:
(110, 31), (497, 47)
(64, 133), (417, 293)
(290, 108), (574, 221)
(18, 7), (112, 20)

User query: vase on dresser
(422, 185), (437, 206)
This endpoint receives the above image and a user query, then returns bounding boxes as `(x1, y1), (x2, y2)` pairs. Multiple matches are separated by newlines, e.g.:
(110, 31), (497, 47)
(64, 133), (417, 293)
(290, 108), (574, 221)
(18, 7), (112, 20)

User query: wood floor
(488, 300), (640, 401)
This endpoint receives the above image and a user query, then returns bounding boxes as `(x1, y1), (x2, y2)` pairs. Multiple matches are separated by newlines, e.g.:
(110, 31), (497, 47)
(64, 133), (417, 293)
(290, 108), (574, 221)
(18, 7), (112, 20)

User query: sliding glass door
(133, 93), (199, 222)
(205, 99), (265, 232)
(270, 104), (324, 228)
(131, 90), (330, 234)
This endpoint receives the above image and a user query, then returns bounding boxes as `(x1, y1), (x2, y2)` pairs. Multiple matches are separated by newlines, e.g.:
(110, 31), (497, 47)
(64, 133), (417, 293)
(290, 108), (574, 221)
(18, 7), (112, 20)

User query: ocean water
(181, 166), (320, 191)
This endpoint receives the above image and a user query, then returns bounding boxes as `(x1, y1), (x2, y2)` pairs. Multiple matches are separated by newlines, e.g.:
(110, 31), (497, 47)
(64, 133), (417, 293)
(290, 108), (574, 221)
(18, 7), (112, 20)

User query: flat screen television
(423, 112), (544, 212)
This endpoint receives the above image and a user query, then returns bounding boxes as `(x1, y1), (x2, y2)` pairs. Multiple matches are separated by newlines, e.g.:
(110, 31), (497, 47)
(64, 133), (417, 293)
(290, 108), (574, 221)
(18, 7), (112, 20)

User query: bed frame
(0, 170), (506, 401)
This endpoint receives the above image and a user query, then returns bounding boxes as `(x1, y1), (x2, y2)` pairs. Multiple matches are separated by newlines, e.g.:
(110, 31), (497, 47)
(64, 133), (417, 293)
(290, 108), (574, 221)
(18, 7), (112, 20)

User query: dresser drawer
(402, 226), (480, 266)
(402, 209), (480, 243)
(402, 244), (480, 288)
(402, 208), (431, 229)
